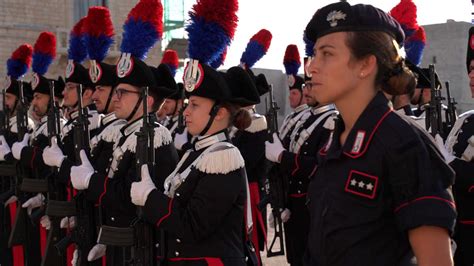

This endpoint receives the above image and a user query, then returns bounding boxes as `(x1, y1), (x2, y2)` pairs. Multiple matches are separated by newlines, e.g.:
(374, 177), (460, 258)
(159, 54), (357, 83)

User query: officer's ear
(358, 54), (377, 80)
(214, 105), (231, 122)
(82, 88), (94, 102)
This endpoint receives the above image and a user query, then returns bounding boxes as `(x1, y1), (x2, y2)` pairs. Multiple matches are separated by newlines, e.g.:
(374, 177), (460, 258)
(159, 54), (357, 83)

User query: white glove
(281, 208), (291, 223)
(435, 134), (455, 164)
(87, 244), (106, 261)
(174, 128), (188, 150)
(267, 210), (275, 229)
(40, 215), (51, 230)
(60, 216), (77, 229)
(71, 150), (94, 190)
(22, 193), (45, 215)
(131, 165), (156, 206)
(265, 133), (286, 163)
(12, 133), (30, 160)
(4, 195), (17, 207)
(71, 249), (78, 266)
(0, 135), (11, 161)
(43, 136), (65, 167)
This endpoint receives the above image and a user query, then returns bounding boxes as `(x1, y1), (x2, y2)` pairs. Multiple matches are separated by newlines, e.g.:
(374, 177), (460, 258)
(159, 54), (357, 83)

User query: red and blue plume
(303, 34), (315, 57)
(389, 0), (418, 39)
(186, 0), (238, 65)
(7, 44), (33, 79)
(68, 17), (88, 63)
(161, 49), (179, 77)
(84, 6), (114, 62)
(209, 47), (227, 69)
(121, 0), (163, 60)
(405, 26), (426, 66)
(240, 29), (272, 68)
(283, 44), (301, 76)
(32, 32), (56, 75)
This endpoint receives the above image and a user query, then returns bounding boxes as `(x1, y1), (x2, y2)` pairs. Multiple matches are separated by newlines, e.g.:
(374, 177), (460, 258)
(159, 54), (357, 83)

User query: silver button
(176, 193), (180, 197)
(175, 251), (180, 256)
(299, 181), (302, 185)
(289, 181), (292, 184)
(304, 152), (307, 155)
(111, 217), (115, 221)
(176, 238), (181, 243)
(298, 190), (301, 193)
(155, 243), (159, 248)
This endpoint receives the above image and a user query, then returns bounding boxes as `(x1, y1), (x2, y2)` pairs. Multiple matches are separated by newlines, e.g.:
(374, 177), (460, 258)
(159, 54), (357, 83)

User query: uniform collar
(321, 92), (392, 159)
(294, 104), (308, 113)
(395, 105), (414, 116)
(101, 112), (117, 126)
(193, 130), (229, 151)
(121, 117), (142, 137)
(310, 104), (336, 115)
(40, 116), (48, 123)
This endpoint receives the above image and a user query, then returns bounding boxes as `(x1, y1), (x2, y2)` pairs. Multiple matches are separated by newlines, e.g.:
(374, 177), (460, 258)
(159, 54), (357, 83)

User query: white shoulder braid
(195, 143), (245, 174)
(245, 114), (267, 133)
(101, 120), (126, 143)
(122, 124), (173, 153)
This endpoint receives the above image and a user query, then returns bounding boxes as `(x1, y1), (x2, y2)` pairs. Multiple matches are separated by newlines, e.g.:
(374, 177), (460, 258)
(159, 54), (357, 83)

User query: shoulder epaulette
(101, 119), (126, 143)
(195, 143), (244, 174)
(121, 124), (173, 153)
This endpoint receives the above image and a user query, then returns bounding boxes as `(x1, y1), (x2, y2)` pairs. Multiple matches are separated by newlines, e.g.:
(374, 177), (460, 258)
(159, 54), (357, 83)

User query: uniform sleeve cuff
(144, 189), (173, 227)
(394, 196), (457, 235)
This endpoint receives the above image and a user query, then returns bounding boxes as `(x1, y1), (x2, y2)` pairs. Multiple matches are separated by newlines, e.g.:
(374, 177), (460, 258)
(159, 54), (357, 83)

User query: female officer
(130, 61), (252, 265)
(301, 2), (456, 266)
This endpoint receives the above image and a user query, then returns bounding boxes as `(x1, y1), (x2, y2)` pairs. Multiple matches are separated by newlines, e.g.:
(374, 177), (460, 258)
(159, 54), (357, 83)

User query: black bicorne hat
(183, 60), (232, 102)
(116, 54), (156, 90)
(224, 66), (260, 107)
(150, 64), (178, 98)
(167, 82), (185, 100)
(65, 61), (93, 88)
(89, 61), (117, 88)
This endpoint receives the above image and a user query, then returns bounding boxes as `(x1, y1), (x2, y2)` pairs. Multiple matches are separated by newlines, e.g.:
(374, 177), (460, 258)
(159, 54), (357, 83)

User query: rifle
(131, 86), (156, 265)
(8, 81), (30, 248)
(258, 84), (285, 257)
(8, 81), (43, 264)
(0, 85), (16, 205)
(425, 64), (444, 138)
(55, 84), (99, 265)
(41, 80), (68, 266)
(444, 81), (457, 134)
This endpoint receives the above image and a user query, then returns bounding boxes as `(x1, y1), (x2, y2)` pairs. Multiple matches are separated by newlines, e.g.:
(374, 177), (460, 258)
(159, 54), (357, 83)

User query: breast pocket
(331, 169), (384, 222)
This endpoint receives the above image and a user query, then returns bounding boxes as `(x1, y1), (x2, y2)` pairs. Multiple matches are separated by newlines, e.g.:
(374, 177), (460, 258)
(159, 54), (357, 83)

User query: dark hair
(220, 102), (252, 130)
(345, 31), (416, 95)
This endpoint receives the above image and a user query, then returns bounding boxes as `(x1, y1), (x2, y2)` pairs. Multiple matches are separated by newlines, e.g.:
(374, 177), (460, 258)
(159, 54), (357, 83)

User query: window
(73, 0), (108, 23)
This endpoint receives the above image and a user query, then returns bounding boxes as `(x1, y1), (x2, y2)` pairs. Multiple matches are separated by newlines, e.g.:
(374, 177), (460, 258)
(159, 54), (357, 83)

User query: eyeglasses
(114, 88), (140, 100)
(302, 82), (313, 90)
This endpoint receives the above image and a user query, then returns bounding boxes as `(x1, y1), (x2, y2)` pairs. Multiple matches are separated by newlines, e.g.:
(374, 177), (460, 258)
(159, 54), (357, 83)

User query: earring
(359, 72), (364, 78)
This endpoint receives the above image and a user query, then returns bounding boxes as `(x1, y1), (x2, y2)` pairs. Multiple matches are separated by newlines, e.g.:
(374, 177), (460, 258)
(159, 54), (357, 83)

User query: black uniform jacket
(143, 131), (247, 265)
(232, 111), (268, 184)
(280, 105), (335, 197)
(305, 92), (457, 266)
(445, 111), (474, 223)
(87, 117), (179, 227)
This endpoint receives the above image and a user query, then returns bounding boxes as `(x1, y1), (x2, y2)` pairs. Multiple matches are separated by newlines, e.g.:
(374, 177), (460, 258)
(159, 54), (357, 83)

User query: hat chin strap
(102, 88), (114, 114)
(10, 99), (18, 117)
(126, 94), (144, 122)
(199, 102), (220, 136)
